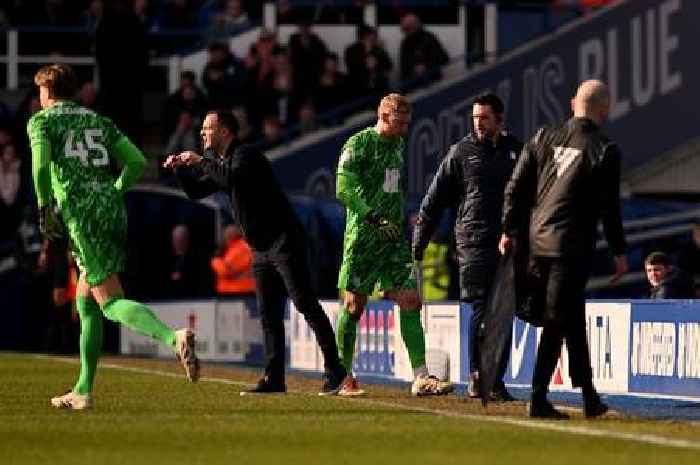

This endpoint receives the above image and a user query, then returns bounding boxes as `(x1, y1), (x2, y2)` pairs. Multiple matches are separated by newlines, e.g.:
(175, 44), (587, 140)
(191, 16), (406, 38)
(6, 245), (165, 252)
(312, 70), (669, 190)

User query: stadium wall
(121, 298), (700, 398)
(270, 0), (699, 197)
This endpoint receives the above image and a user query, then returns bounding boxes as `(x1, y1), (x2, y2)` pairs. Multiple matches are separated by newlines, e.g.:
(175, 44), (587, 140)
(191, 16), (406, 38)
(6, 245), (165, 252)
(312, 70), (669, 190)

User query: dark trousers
(530, 257), (594, 399)
(458, 247), (500, 374)
(253, 236), (342, 381)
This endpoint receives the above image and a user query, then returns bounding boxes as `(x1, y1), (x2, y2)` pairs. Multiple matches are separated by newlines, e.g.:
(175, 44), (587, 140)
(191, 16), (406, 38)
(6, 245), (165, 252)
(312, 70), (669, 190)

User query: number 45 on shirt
(64, 129), (108, 167)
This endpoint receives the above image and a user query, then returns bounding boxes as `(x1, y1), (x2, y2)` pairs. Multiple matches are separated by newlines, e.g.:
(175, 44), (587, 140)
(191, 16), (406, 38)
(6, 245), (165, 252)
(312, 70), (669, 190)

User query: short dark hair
(473, 92), (504, 115)
(207, 110), (239, 136)
(645, 251), (672, 267)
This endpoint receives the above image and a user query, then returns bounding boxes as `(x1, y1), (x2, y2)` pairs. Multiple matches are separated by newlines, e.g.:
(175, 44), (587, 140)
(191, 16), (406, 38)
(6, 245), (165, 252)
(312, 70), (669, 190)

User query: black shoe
(528, 400), (570, 420)
(584, 397), (609, 418)
(490, 382), (516, 402)
(467, 372), (480, 398)
(319, 367), (348, 396)
(241, 376), (286, 396)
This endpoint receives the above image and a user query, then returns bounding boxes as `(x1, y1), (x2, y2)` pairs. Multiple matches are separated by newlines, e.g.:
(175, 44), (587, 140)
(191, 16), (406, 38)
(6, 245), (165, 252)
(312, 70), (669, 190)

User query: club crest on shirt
(552, 146), (582, 178)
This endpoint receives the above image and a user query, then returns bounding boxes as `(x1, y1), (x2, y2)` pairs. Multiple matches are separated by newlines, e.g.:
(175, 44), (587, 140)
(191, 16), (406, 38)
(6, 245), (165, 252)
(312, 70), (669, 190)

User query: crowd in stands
(0, 0), (695, 355)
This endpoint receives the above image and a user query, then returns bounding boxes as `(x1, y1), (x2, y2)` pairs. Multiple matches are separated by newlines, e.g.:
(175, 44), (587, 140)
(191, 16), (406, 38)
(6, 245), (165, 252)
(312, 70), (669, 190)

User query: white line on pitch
(45, 356), (700, 451)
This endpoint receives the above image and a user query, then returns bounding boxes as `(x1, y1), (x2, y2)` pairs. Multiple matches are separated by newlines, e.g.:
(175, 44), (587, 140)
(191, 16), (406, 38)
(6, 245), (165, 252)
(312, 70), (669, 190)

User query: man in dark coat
(413, 93), (521, 401)
(164, 110), (347, 395)
(500, 80), (628, 419)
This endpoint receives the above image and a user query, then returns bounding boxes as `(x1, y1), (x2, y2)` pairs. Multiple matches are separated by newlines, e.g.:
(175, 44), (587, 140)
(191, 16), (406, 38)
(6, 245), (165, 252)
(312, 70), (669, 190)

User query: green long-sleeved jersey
(27, 100), (146, 213)
(336, 126), (406, 243)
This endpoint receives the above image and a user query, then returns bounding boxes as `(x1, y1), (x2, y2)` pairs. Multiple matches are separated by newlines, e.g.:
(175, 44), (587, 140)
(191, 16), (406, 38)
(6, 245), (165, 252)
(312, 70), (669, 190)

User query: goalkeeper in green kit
(335, 93), (453, 396)
(28, 64), (199, 410)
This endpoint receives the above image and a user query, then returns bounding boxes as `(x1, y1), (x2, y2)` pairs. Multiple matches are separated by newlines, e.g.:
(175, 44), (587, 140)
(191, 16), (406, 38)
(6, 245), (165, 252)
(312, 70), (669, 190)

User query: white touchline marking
(44, 356), (700, 451)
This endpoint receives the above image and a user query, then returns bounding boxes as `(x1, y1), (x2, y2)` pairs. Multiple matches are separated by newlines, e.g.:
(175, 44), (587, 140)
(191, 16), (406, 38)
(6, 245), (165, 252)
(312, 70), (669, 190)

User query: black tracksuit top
(413, 132), (523, 256)
(502, 117), (627, 258)
(176, 144), (303, 252)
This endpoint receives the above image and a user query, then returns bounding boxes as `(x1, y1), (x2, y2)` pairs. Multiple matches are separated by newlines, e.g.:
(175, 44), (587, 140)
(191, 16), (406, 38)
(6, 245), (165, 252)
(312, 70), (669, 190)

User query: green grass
(1, 354), (698, 465)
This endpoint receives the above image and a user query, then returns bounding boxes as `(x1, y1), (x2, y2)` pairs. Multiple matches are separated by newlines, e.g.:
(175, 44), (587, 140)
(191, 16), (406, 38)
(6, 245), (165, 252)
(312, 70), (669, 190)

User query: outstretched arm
(164, 150), (222, 200)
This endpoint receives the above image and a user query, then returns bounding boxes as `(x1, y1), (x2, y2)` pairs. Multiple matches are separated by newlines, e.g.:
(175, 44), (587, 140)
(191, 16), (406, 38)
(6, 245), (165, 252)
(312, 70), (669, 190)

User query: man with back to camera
(334, 93), (453, 397)
(164, 110), (348, 395)
(28, 64), (199, 411)
(500, 80), (628, 419)
(412, 93), (522, 401)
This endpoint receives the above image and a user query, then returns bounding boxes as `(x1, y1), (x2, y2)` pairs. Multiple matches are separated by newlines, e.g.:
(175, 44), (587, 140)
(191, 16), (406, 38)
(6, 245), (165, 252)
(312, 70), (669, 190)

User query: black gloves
(39, 205), (64, 241)
(364, 212), (402, 242)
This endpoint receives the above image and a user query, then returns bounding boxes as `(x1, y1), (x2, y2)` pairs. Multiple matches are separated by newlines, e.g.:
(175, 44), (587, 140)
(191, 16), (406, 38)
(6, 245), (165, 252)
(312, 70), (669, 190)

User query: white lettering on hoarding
(587, 315), (614, 380)
(630, 322), (676, 376)
(677, 322), (700, 379)
(631, 9), (656, 107)
(510, 322), (531, 378)
(577, 0), (683, 121)
(659, 0), (682, 95)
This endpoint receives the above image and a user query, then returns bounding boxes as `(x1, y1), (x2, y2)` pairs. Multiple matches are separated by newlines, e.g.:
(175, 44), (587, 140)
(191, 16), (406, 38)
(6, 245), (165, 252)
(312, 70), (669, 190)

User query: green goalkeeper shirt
(27, 100), (146, 212)
(336, 126), (406, 244)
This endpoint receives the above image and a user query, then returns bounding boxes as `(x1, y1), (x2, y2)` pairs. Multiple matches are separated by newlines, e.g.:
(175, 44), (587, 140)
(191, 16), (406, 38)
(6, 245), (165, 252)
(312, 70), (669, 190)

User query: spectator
(645, 251), (695, 299)
(165, 110), (201, 155)
(243, 30), (278, 126)
(81, 0), (104, 35)
(78, 81), (99, 110)
(399, 13), (449, 89)
(314, 53), (349, 116)
(162, 70), (209, 142)
(96, 0), (148, 144)
(133, 0), (155, 30)
(210, 224), (255, 296)
(677, 220), (700, 296)
(288, 20), (328, 100)
(164, 224), (212, 299)
(345, 24), (392, 98)
(261, 115), (283, 149)
(297, 100), (318, 136)
(208, 0), (250, 37)
(202, 41), (247, 109)
(0, 143), (25, 235)
(359, 50), (390, 109)
(267, 47), (298, 127)
(232, 106), (257, 144)
(0, 129), (13, 151)
(156, 0), (198, 30)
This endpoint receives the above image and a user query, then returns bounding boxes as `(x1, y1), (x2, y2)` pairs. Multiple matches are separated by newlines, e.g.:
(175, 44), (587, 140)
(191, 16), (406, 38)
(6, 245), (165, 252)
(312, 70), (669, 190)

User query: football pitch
(2, 354), (699, 465)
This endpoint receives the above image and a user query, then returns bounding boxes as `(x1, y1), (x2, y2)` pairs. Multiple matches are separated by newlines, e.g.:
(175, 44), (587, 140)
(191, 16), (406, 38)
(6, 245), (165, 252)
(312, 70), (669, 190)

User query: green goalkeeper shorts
(338, 238), (417, 295)
(62, 197), (128, 287)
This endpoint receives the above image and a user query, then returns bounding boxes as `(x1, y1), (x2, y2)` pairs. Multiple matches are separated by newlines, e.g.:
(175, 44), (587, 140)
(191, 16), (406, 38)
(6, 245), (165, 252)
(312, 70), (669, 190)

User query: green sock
(73, 296), (103, 395)
(336, 307), (358, 373)
(102, 298), (176, 347)
(400, 309), (427, 375)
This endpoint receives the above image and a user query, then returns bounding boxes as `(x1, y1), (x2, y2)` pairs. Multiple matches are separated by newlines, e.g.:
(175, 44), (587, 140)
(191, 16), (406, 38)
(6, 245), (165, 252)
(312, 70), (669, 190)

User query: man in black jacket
(164, 110), (347, 395)
(412, 93), (521, 401)
(645, 251), (695, 299)
(500, 80), (628, 419)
